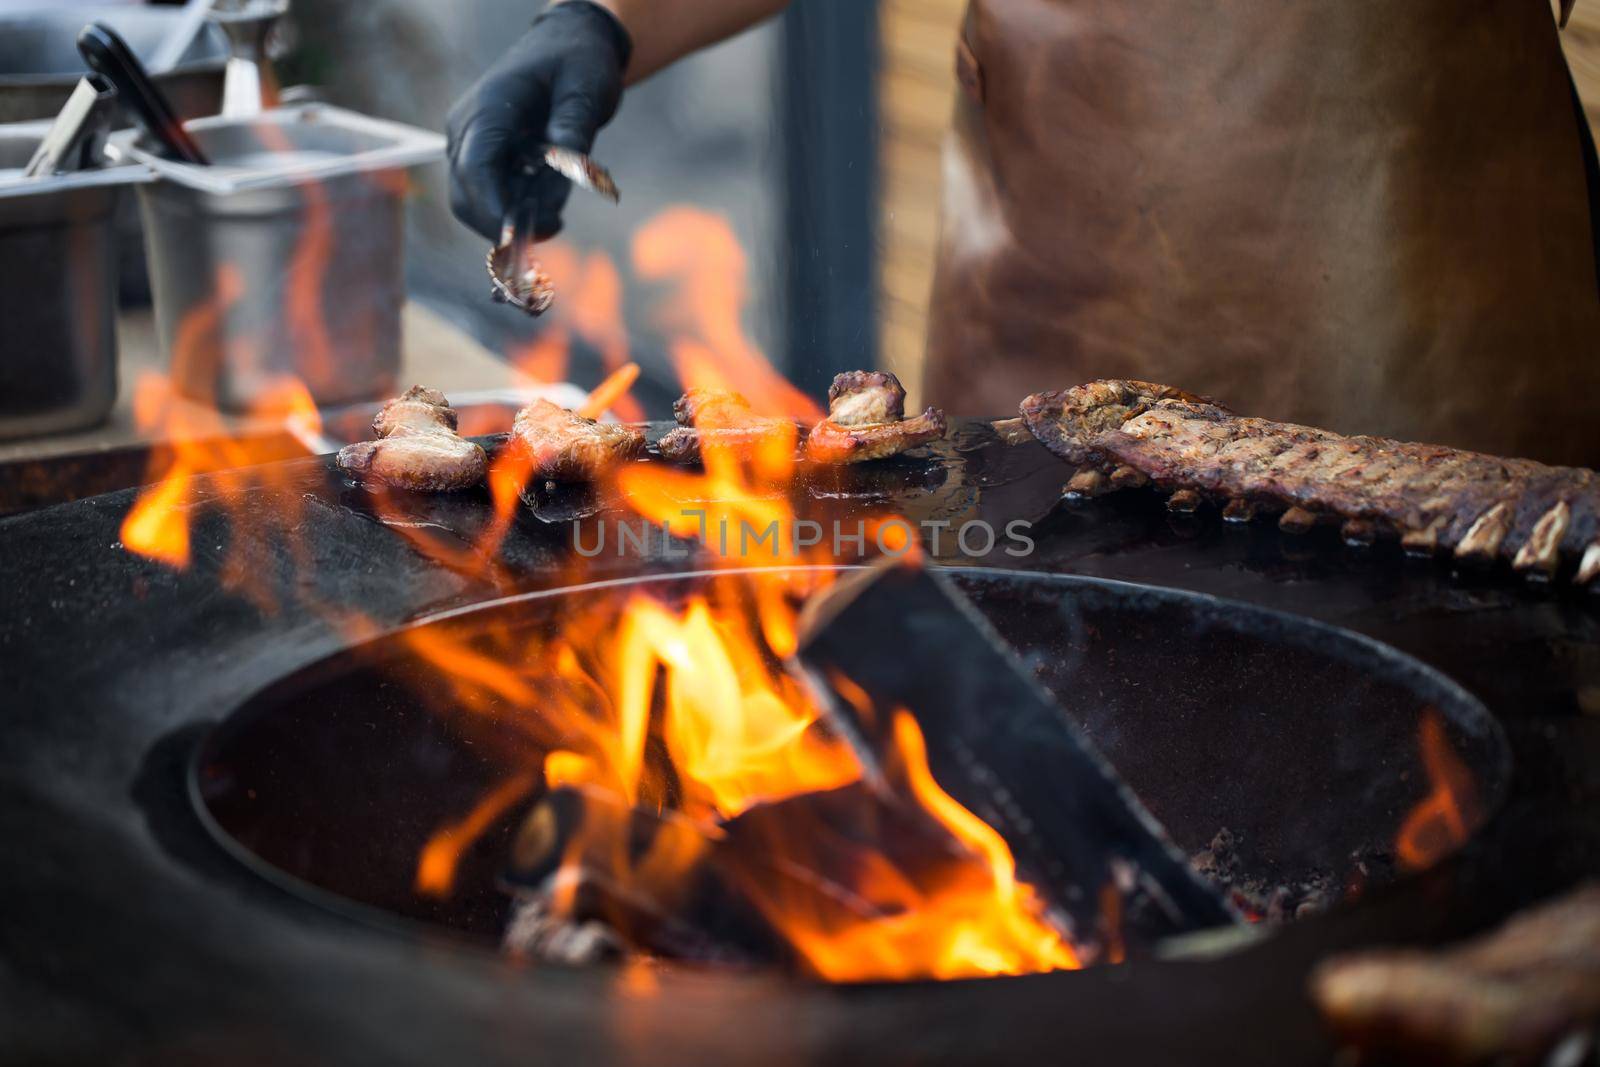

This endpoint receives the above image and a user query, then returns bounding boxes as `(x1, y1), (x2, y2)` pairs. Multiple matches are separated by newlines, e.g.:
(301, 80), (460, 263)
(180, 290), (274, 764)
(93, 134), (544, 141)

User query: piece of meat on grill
(1311, 884), (1600, 1066)
(806, 371), (948, 464)
(1019, 380), (1600, 585)
(512, 398), (647, 482)
(657, 388), (801, 465)
(336, 386), (487, 492)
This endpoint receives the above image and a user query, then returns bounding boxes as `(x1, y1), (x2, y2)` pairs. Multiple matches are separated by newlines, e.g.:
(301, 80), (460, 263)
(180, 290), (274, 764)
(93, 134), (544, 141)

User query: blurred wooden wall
(877, 0), (965, 406)
(1566, 3), (1600, 132)
(876, 2), (1600, 404)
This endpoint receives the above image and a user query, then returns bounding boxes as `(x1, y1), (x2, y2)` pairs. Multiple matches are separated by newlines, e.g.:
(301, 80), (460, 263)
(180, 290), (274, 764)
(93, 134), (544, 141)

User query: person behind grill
(446, 0), (1600, 467)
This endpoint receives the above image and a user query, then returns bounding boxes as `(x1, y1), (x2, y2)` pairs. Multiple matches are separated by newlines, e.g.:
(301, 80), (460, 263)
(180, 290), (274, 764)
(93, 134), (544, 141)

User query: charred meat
(512, 399), (647, 482)
(1020, 380), (1600, 585)
(1311, 883), (1600, 1065)
(336, 386), (487, 492)
(806, 371), (947, 464)
(658, 388), (799, 465)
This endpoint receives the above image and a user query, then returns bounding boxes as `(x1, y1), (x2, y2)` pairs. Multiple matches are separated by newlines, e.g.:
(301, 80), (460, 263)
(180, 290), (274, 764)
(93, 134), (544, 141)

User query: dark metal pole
(777, 0), (880, 402)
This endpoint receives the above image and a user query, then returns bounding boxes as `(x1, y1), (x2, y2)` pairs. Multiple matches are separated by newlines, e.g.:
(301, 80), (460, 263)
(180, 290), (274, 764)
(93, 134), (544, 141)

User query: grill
(1, 423), (1597, 1064)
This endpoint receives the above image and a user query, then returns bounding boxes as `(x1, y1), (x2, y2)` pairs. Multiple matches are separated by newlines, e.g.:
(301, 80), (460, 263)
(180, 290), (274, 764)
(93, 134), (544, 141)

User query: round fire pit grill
(4, 423), (1598, 1067)
(192, 567), (1509, 964)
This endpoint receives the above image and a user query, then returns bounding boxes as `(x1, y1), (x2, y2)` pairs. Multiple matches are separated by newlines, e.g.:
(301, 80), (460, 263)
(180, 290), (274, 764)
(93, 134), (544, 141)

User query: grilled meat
(806, 371), (948, 464)
(336, 386), (487, 492)
(828, 370), (907, 425)
(1020, 381), (1600, 584)
(672, 387), (752, 428)
(512, 399), (647, 483)
(658, 388), (800, 465)
(1311, 884), (1600, 1065)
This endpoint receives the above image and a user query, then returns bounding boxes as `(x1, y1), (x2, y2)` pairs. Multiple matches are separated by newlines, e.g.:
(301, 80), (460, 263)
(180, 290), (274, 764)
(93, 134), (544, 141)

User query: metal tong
(22, 74), (116, 179)
(486, 146), (619, 317)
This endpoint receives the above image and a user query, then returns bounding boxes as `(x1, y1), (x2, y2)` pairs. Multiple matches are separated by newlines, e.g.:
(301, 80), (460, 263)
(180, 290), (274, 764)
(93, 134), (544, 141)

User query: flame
(119, 151), (338, 588)
(618, 593), (857, 816)
(410, 577), (1081, 981)
(120, 454), (193, 567)
(107, 185), (1070, 982)
(781, 711), (1079, 980)
(119, 357), (322, 580)
(398, 210), (1061, 981)
(417, 771), (540, 897)
(1395, 709), (1480, 870)
(633, 208), (821, 422)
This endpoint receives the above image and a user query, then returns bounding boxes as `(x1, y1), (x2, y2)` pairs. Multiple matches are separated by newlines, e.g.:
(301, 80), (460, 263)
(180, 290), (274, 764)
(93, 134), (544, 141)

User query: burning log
(792, 560), (1238, 959)
(502, 779), (1080, 979)
(806, 372), (948, 464)
(1020, 380), (1600, 584)
(1311, 883), (1600, 1066)
(501, 785), (787, 967)
(335, 386), (487, 492)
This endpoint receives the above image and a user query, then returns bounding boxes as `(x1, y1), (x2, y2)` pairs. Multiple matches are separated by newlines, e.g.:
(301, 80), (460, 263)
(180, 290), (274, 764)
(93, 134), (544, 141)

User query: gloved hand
(446, 1), (632, 241)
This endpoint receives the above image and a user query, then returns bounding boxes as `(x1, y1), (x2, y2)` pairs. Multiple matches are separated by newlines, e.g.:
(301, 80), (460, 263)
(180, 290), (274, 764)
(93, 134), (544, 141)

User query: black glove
(446, 1), (632, 241)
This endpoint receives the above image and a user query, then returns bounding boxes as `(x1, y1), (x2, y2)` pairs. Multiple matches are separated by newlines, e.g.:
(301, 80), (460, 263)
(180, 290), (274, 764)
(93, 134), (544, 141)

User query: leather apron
(923, 0), (1600, 466)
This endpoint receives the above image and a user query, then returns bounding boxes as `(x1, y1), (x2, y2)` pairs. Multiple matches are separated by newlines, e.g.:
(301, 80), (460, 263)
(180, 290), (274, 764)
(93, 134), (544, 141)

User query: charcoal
(500, 785), (787, 967)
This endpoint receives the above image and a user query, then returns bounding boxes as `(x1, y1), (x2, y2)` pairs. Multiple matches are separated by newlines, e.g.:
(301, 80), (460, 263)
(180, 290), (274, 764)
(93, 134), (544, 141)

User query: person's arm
(571, 0), (793, 83)
(447, 0), (792, 241)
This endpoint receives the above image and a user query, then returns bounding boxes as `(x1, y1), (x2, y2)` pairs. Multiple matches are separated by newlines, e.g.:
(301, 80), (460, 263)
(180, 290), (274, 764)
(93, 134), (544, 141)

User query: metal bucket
(0, 123), (150, 440)
(126, 105), (444, 412)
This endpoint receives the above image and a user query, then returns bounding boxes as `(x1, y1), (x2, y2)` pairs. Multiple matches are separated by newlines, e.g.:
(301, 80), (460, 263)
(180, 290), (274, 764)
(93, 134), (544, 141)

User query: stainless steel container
(0, 6), (230, 307)
(0, 7), (228, 126)
(0, 123), (150, 441)
(125, 105), (444, 411)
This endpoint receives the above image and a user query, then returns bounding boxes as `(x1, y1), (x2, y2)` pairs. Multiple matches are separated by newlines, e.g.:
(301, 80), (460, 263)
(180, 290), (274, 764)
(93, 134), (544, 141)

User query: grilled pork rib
(512, 399), (647, 482)
(658, 388), (799, 465)
(1020, 380), (1600, 584)
(336, 386), (488, 492)
(806, 371), (948, 464)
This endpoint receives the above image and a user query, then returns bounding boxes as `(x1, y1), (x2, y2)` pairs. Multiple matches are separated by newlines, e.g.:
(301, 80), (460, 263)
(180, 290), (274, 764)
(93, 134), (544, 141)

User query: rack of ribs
(1018, 380), (1600, 585)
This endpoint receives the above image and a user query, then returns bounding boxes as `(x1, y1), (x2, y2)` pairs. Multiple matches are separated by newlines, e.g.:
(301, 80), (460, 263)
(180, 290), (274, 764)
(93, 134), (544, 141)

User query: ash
(1190, 829), (1397, 924)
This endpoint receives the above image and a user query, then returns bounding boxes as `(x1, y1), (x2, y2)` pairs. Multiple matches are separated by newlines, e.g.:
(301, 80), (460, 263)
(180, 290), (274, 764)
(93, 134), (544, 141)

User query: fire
(607, 593), (857, 816)
(398, 208), (1069, 980)
(416, 771), (540, 897)
(1395, 708), (1480, 870)
(119, 357), (322, 580)
(120, 453), (193, 567)
(758, 712), (1081, 981)
(113, 183), (1072, 982)
(633, 209), (821, 422)
(410, 576), (1082, 981)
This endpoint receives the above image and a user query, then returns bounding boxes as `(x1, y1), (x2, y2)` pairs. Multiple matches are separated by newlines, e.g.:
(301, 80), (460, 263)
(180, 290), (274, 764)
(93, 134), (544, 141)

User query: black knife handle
(78, 22), (210, 167)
